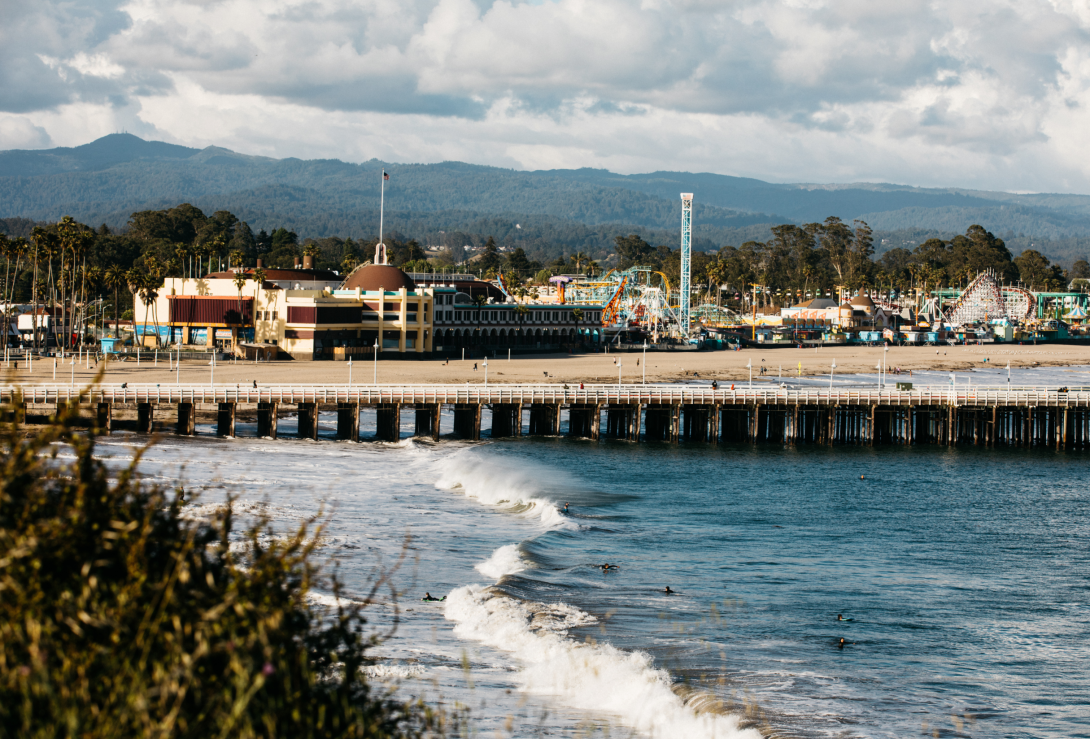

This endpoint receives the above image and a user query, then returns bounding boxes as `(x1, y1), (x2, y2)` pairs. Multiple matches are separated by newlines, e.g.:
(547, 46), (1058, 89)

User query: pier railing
(4, 383), (1090, 408)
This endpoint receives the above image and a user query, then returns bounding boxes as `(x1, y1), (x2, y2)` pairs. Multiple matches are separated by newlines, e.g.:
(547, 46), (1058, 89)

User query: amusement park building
(134, 263), (603, 359)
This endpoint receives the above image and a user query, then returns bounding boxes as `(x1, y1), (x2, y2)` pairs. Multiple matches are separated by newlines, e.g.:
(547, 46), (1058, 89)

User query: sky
(3, 0), (1090, 193)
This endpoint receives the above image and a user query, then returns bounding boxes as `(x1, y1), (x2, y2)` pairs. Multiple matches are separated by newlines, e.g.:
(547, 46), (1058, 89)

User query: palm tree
(29, 227), (52, 352)
(572, 307), (584, 348)
(514, 304), (529, 346)
(0, 235), (10, 312)
(56, 216), (92, 349)
(229, 250), (245, 270)
(126, 268), (143, 347)
(174, 244), (189, 292)
(252, 268), (267, 340)
(570, 252), (590, 274)
(233, 271), (248, 350)
(193, 239), (212, 277)
(2, 236), (27, 320)
(81, 265), (103, 344)
(104, 265), (126, 337)
(139, 269), (165, 348)
(472, 293), (488, 349)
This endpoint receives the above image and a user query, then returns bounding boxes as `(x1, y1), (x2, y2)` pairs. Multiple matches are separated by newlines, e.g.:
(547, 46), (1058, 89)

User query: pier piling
(375, 403), (400, 442)
(97, 402), (112, 433)
(257, 401), (279, 439)
(453, 403), (481, 440)
(297, 402), (319, 440)
(337, 402), (360, 442)
(490, 403), (522, 438)
(415, 403), (442, 440)
(217, 402), (236, 437)
(137, 403), (154, 434)
(176, 402), (194, 436)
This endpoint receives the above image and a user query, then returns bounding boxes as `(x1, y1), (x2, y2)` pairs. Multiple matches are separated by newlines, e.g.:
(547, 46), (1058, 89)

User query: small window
(272, 311), (278, 321)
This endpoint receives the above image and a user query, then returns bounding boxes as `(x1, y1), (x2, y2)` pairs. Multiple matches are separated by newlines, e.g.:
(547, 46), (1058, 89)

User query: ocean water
(95, 386), (1090, 739)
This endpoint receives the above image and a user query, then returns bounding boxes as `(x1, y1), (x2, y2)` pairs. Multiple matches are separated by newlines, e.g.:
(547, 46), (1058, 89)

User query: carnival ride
(943, 270), (1034, 325)
(563, 267), (685, 339)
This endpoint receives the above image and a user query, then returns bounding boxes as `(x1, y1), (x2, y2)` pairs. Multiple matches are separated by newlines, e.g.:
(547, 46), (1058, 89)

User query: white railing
(3, 383), (1089, 407)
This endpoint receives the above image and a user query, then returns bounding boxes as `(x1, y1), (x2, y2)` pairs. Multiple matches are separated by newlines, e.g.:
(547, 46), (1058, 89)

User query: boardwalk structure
(4, 383), (1090, 449)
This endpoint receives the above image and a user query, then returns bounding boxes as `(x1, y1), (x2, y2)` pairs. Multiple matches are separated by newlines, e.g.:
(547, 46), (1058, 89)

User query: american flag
(383, 170), (389, 181)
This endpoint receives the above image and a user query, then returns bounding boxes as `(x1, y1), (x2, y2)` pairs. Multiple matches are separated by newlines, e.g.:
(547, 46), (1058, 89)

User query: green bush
(0, 393), (448, 738)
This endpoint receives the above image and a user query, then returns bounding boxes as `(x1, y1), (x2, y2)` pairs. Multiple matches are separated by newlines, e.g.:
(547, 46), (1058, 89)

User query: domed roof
(341, 264), (416, 292)
(850, 293), (875, 307)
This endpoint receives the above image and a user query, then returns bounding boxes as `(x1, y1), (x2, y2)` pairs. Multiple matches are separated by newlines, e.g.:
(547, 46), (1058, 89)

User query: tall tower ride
(679, 193), (693, 336)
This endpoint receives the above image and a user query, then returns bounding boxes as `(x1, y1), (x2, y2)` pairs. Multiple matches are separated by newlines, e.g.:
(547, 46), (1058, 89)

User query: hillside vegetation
(4, 134), (1090, 267)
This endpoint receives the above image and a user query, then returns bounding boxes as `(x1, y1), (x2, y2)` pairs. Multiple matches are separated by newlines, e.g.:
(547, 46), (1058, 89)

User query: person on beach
(579, 382), (584, 389)
(473, 362), (477, 371)
(711, 380), (718, 390)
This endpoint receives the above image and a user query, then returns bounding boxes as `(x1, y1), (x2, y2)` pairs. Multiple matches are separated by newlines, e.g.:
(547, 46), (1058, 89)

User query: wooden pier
(5, 383), (1090, 449)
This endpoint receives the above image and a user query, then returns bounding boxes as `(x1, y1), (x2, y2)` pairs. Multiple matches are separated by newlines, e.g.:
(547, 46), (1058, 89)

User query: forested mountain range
(3, 133), (1090, 267)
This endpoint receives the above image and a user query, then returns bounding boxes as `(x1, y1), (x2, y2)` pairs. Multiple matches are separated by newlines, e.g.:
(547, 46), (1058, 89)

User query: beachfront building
(134, 261), (436, 360)
(400, 272), (605, 351)
(430, 291), (602, 351)
(135, 241), (603, 358)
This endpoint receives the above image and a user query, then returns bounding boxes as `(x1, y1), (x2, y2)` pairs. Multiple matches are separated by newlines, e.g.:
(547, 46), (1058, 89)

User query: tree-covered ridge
(2, 206), (1085, 333)
(7, 135), (1090, 264)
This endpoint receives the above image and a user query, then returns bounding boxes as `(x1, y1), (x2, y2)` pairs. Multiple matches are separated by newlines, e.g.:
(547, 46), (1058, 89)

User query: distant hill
(3, 134), (1090, 265)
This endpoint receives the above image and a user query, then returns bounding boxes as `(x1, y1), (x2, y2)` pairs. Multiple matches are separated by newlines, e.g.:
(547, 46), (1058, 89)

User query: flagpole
(379, 169), (385, 249)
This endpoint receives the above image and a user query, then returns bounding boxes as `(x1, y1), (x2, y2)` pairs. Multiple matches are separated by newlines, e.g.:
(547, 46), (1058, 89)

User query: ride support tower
(680, 193), (693, 337)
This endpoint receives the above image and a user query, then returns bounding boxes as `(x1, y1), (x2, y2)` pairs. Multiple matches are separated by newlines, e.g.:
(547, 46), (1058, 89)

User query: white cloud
(3, 0), (1090, 192)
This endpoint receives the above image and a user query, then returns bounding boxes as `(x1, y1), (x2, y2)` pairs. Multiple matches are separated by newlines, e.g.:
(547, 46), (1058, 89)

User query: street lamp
(483, 358), (489, 386)
(882, 344), (890, 388)
(617, 360), (622, 388)
(348, 356), (353, 387)
(1007, 360), (1011, 389)
(747, 358), (752, 388)
(374, 339), (379, 384)
(830, 360), (836, 389)
(642, 342), (648, 384)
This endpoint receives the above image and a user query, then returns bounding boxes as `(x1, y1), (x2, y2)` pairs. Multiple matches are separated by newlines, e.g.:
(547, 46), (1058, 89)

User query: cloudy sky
(3, 0), (1090, 192)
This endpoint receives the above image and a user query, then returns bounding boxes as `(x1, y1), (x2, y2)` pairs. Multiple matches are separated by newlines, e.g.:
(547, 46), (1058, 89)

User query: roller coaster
(563, 267), (685, 338)
(943, 270), (1035, 325)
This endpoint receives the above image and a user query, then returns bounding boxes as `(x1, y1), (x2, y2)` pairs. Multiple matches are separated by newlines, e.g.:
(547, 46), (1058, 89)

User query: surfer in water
(664, 586), (674, 594)
(837, 638), (855, 649)
(421, 592), (446, 602)
(563, 502), (570, 513)
(600, 563), (619, 571)
(837, 614), (854, 622)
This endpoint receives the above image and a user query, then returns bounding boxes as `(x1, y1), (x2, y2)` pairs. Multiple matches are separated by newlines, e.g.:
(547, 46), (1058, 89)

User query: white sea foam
(364, 662), (425, 681)
(435, 452), (574, 529)
(475, 544), (528, 579)
(445, 585), (761, 739)
(307, 590), (364, 609)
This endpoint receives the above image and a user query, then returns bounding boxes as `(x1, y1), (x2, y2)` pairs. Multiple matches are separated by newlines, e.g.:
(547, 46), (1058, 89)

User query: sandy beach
(7, 343), (1090, 387)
